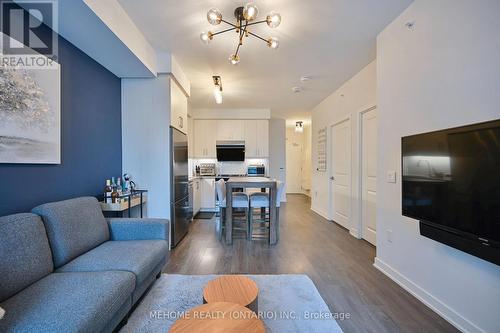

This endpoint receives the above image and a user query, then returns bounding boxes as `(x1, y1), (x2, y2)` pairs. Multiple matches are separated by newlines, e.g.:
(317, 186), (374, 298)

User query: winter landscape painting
(0, 60), (61, 164)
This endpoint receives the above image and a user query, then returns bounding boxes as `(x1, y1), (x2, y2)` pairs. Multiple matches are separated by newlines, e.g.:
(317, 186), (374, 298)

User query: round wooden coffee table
(169, 302), (265, 333)
(203, 275), (259, 312)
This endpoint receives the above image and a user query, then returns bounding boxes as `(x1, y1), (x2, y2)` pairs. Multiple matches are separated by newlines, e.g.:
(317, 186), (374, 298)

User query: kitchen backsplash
(189, 159), (268, 176)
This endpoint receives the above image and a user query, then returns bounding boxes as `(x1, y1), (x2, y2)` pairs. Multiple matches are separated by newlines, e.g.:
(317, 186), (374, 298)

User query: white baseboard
(349, 228), (361, 239)
(310, 206), (330, 221)
(373, 257), (483, 333)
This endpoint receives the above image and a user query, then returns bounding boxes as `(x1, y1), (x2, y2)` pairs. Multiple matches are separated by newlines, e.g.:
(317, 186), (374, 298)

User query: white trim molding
(374, 257), (484, 333)
(310, 205), (330, 221)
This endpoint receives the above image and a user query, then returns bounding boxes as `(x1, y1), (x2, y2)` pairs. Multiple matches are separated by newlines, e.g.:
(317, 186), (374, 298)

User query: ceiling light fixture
(213, 76), (223, 104)
(295, 121), (304, 133)
(200, 3), (281, 65)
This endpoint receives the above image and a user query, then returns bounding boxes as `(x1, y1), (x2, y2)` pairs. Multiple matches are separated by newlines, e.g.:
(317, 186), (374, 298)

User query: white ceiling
(118, 0), (412, 119)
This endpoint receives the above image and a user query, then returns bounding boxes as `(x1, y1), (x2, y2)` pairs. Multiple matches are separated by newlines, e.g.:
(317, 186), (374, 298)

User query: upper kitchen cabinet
(170, 78), (188, 134)
(187, 114), (194, 158)
(216, 120), (244, 141)
(194, 119), (216, 158)
(244, 120), (269, 157)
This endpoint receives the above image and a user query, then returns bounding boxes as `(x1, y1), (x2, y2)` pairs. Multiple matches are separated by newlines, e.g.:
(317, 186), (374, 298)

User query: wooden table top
(203, 275), (259, 308)
(169, 302), (265, 333)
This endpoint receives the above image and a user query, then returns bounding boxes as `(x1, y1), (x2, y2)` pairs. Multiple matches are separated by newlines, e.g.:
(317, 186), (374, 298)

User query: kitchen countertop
(189, 174), (268, 180)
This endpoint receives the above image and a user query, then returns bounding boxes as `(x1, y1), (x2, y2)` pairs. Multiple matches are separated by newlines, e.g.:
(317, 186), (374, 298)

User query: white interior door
(286, 128), (303, 193)
(330, 119), (351, 229)
(361, 108), (378, 245)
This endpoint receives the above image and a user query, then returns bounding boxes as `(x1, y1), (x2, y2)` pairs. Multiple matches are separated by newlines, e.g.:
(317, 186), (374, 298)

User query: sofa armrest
(107, 218), (169, 242)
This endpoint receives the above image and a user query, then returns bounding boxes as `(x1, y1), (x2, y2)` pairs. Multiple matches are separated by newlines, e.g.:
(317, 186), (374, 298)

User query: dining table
(225, 177), (278, 245)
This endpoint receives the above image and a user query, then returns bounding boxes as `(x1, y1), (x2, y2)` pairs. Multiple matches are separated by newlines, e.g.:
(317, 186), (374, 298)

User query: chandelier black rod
(246, 30), (268, 43)
(221, 19), (239, 28)
(235, 21), (248, 57)
(212, 26), (238, 36)
(217, 19), (268, 45)
(243, 19), (267, 27)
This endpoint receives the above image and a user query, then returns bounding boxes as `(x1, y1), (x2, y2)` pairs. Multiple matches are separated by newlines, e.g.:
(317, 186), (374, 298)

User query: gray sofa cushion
(0, 271), (135, 333)
(0, 213), (53, 302)
(57, 240), (168, 287)
(32, 197), (110, 268)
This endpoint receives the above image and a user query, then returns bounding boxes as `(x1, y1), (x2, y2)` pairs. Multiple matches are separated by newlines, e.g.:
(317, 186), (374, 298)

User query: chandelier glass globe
(229, 54), (240, 65)
(207, 8), (222, 25)
(267, 37), (279, 49)
(200, 31), (212, 44)
(266, 12), (281, 28)
(243, 3), (259, 21)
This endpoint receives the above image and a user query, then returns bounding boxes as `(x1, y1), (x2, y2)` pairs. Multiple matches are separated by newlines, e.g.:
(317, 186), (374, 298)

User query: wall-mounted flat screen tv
(402, 119), (500, 266)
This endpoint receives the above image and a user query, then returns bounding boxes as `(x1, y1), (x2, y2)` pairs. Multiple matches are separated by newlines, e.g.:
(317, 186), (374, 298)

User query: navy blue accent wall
(0, 25), (121, 215)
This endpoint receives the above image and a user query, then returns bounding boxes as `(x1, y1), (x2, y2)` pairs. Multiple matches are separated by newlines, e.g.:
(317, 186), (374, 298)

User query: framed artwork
(316, 127), (327, 171)
(0, 58), (61, 164)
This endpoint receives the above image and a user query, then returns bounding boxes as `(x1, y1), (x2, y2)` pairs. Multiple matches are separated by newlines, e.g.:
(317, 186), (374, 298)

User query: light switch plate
(386, 229), (393, 243)
(387, 170), (397, 183)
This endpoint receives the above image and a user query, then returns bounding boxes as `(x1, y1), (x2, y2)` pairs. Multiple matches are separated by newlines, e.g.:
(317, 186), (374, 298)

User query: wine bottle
(104, 180), (112, 203)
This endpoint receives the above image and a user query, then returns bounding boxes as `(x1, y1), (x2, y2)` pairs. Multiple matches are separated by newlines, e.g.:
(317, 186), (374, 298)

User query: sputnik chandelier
(200, 3), (282, 65)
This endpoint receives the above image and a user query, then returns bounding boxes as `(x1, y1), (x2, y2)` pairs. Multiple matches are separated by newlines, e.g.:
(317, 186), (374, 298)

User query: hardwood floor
(164, 194), (458, 333)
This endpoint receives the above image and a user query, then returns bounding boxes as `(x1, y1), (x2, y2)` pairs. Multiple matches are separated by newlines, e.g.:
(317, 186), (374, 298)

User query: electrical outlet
(387, 170), (397, 183)
(386, 229), (393, 243)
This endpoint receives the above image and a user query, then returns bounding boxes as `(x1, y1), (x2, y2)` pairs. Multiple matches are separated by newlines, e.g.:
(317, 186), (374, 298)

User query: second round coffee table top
(203, 275), (259, 309)
(169, 302), (265, 333)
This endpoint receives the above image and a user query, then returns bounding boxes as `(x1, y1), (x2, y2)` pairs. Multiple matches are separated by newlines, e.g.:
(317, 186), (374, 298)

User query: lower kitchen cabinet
(200, 178), (216, 210)
(193, 178), (201, 215)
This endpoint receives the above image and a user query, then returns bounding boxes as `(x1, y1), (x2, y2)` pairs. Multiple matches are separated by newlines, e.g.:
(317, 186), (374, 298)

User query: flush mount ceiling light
(295, 121), (304, 133)
(213, 76), (223, 104)
(200, 3), (281, 65)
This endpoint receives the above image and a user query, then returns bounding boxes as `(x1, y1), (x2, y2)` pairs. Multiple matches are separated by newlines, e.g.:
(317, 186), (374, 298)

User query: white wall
(376, 1), (500, 332)
(311, 61), (377, 233)
(122, 75), (171, 219)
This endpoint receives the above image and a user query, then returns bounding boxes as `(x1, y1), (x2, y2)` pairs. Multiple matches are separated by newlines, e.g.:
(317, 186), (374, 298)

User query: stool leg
(276, 208), (280, 242)
(248, 207), (253, 240)
(218, 208), (225, 241)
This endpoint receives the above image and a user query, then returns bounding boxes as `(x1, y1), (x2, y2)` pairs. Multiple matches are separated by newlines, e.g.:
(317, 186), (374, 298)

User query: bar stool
(215, 179), (250, 240)
(248, 181), (285, 240)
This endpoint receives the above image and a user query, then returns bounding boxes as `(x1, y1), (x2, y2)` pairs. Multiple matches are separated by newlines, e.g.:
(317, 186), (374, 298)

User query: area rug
(121, 274), (344, 333)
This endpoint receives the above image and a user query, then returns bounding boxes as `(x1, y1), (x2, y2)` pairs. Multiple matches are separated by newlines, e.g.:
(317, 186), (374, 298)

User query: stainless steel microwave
(247, 165), (265, 176)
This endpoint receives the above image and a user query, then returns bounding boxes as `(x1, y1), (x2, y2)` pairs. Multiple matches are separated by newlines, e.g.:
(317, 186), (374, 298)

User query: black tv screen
(402, 119), (500, 251)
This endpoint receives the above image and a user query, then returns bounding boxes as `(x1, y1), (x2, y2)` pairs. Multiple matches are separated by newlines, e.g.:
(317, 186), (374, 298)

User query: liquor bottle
(104, 180), (112, 203)
(116, 178), (123, 196)
(111, 186), (119, 204)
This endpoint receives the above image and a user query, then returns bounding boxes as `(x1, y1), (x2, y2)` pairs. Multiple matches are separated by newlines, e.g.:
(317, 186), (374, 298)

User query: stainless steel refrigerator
(170, 127), (191, 247)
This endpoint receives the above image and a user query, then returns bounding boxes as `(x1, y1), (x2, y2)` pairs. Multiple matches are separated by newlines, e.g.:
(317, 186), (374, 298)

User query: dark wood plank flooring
(164, 194), (458, 333)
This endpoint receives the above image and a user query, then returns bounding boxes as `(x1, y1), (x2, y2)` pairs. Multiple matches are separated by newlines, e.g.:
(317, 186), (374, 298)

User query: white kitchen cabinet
(170, 79), (188, 134)
(187, 115), (194, 158)
(244, 120), (269, 157)
(193, 178), (201, 215)
(194, 120), (216, 158)
(200, 178), (216, 210)
(244, 120), (258, 157)
(256, 119), (269, 157)
(217, 120), (244, 141)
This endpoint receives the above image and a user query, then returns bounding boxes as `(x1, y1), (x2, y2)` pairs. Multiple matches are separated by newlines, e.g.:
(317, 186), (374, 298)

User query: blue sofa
(0, 197), (169, 333)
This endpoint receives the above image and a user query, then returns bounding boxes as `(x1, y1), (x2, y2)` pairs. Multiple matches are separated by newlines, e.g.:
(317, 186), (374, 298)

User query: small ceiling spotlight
(300, 76), (311, 83)
(295, 121), (304, 133)
(213, 76), (223, 104)
(292, 86), (302, 93)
